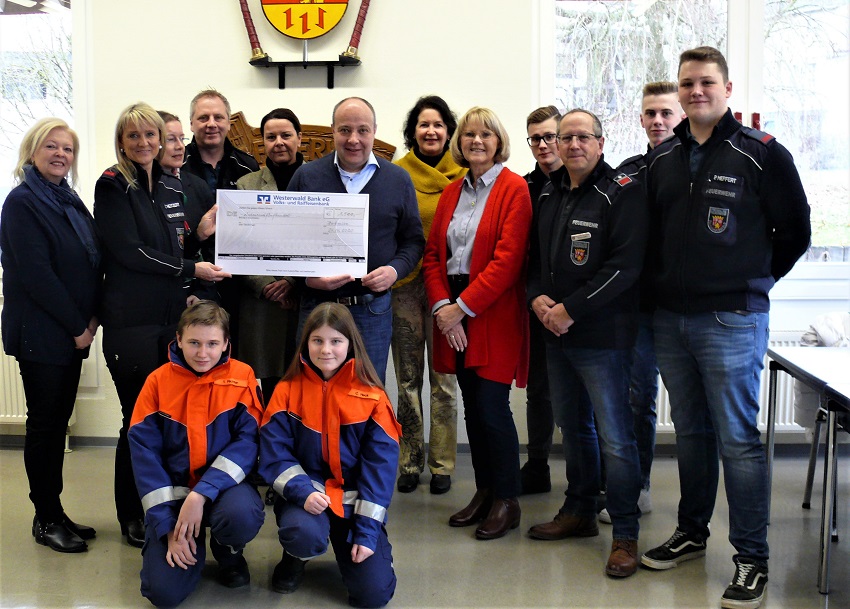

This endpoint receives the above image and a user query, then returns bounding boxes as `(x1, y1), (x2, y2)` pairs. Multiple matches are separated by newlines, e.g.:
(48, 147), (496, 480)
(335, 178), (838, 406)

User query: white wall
(61, 0), (554, 441)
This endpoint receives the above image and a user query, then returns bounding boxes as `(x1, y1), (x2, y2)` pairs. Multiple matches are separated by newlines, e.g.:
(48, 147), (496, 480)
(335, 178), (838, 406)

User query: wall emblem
(262, 0), (349, 40)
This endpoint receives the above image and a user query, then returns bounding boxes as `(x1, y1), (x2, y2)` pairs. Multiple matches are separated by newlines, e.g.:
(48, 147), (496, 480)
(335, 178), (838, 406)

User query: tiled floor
(0, 446), (847, 608)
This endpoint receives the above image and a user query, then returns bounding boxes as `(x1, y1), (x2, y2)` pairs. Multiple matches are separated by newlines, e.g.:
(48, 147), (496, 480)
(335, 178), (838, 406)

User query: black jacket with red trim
(646, 109), (811, 314)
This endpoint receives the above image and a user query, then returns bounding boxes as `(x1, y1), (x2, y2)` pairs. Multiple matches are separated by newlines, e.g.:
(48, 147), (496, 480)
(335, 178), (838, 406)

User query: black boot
(520, 459), (551, 494)
(62, 514), (96, 540)
(272, 552), (307, 594)
(32, 516), (87, 553)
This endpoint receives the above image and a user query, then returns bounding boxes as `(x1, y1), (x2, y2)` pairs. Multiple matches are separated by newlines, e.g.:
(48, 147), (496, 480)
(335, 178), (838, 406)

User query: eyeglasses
(527, 133), (557, 146)
(165, 136), (190, 145)
(557, 133), (601, 145)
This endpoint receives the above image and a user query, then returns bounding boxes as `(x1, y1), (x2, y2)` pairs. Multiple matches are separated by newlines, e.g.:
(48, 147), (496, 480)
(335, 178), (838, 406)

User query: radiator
(1, 353), (27, 423)
(656, 331), (804, 433)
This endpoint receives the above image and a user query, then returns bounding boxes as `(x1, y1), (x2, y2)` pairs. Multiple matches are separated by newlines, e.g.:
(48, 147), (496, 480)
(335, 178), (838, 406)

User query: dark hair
(679, 46), (729, 83)
(177, 300), (231, 341)
(642, 81), (678, 97)
(260, 108), (302, 137)
(401, 95), (458, 152)
(283, 303), (383, 388)
(561, 108), (604, 138)
(526, 105), (561, 128)
(157, 110), (180, 124)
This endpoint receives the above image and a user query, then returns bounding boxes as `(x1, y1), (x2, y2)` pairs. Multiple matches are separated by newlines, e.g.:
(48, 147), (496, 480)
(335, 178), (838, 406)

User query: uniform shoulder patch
(742, 127), (775, 145)
(615, 174), (633, 186)
(102, 169), (116, 178)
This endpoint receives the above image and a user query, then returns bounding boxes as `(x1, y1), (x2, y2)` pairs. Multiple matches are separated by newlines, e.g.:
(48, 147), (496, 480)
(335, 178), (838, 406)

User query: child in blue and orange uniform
(259, 302), (401, 608)
(128, 301), (265, 607)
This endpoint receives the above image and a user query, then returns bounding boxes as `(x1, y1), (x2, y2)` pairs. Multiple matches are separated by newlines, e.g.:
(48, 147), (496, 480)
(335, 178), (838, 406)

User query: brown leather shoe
(449, 489), (493, 527)
(528, 512), (599, 540)
(606, 539), (639, 578)
(475, 498), (521, 540)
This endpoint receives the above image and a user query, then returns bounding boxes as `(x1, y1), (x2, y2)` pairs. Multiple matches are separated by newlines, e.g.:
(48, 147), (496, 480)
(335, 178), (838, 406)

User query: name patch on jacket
(349, 389), (381, 401)
(703, 174), (743, 202)
(214, 378), (248, 387)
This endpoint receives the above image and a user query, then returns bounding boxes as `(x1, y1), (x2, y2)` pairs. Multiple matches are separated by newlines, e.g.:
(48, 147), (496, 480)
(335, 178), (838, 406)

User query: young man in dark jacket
(640, 47), (811, 609)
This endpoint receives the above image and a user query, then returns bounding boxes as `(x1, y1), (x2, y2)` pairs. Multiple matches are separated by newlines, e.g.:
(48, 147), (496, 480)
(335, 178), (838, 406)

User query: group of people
(0, 44), (812, 609)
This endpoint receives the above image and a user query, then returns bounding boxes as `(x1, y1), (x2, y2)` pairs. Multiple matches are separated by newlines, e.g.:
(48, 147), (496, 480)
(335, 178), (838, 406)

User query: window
(0, 6), (73, 199)
(553, 0), (850, 250)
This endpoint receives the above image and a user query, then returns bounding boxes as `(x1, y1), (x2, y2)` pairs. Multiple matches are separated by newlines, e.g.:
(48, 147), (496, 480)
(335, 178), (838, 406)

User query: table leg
(766, 367), (778, 523)
(818, 408), (837, 594)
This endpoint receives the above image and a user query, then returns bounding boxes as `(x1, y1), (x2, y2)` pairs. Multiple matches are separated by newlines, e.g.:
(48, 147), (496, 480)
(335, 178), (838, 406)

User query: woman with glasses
(1, 118), (100, 553)
(422, 106), (532, 540)
(392, 95), (466, 496)
(235, 108), (304, 403)
(94, 102), (230, 548)
(157, 111), (216, 265)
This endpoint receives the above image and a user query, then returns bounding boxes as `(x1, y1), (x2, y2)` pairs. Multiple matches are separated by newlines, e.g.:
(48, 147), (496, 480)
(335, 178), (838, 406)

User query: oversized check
(214, 189), (369, 277)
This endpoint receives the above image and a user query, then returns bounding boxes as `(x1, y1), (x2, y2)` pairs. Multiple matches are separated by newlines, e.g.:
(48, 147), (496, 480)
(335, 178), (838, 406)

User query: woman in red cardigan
(422, 106), (532, 540)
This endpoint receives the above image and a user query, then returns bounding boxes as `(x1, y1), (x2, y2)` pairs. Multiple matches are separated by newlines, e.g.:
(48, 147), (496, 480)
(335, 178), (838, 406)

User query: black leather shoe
(62, 514), (96, 540)
(430, 474), (452, 495)
(396, 473), (420, 493)
(33, 516), (87, 553)
(272, 553), (307, 594)
(217, 556), (250, 588)
(120, 519), (145, 548)
(520, 459), (551, 494)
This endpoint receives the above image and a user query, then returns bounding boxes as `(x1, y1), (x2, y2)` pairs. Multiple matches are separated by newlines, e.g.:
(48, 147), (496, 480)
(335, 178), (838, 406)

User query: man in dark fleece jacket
(526, 108), (647, 580)
(640, 47), (810, 609)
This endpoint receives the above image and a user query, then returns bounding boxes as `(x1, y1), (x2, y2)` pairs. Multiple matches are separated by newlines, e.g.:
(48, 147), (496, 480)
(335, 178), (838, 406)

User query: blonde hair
(113, 102), (166, 188)
(283, 303), (384, 389)
(450, 106), (511, 168)
(14, 118), (80, 186)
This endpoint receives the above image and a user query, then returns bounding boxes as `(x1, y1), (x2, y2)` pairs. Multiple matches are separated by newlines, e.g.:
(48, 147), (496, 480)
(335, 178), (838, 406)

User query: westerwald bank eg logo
(262, 0), (349, 40)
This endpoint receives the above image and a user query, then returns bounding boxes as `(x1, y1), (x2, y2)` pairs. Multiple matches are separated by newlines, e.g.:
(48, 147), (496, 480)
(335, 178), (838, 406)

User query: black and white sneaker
(720, 558), (768, 609)
(641, 528), (707, 570)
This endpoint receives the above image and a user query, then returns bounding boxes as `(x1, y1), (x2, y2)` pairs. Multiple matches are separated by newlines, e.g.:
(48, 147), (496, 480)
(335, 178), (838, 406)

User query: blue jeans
(546, 343), (641, 540)
(653, 309), (769, 563)
(629, 313), (658, 490)
(299, 292), (393, 384)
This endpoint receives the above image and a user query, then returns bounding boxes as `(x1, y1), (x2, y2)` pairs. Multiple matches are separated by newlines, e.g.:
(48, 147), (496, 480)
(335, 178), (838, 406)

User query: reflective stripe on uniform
(354, 499), (386, 522)
(141, 486), (191, 512)
(210, 454), (246, 484)
(274, 464), (308, 495)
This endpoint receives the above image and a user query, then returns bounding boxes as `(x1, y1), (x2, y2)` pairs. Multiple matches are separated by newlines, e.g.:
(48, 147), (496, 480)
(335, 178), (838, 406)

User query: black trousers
(19, 353), (84, 522)
(448, 273), (521, 499)
(102, 324), (175, 523)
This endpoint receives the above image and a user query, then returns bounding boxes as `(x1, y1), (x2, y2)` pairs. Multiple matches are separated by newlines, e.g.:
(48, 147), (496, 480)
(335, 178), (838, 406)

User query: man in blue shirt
(288, 97), (424, 383)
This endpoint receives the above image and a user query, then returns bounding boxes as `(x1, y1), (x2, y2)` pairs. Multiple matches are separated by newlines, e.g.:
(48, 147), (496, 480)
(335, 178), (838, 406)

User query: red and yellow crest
(262, 0), (349, 40)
